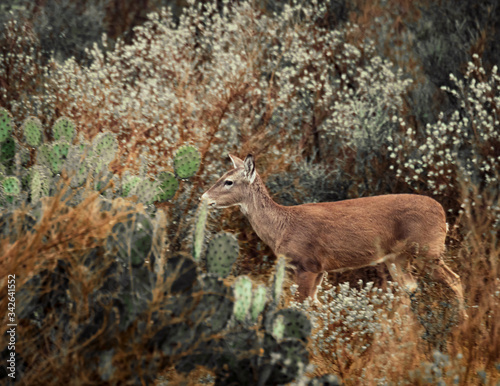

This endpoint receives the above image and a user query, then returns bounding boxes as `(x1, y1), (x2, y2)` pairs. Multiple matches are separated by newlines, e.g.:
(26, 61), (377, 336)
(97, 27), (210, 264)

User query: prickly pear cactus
(135, 178), (159, 205)
(195, 274), (234, 333)
(155, 171), (178, 202)
(122, 175), (141, 197)
(0, 137), (16, 163)
(250, 284), (267, 322)
(29, 166), (51, 204)
(192, 199), (208, 262)
(206, 232), (239, 278)
(107, 212), (154, 267)
(271, 308), (312, 341)
(233, 276), (252, 322)
(273, 256), (286, 305)
(272, 314), (285, 341)
(0, 108), (14, 142)
(52, 117), (76, 142)
(36, 143), (64, 175)
(52, 140), (70, 159)
(1, 176), (21, 204)
(22, 117), (43, 147)
(1, 176), (21, 196)
(173, 145), (201, 179)
(93, 132), (118, 163)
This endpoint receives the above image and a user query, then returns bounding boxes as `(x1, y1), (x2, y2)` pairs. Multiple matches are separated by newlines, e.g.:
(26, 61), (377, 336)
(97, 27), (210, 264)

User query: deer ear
(243, 154), (256, 184)
(228, 154), (244, 169)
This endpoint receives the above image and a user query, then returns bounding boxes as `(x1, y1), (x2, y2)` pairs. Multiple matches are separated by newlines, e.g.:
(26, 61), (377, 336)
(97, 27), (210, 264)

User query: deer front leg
(295, 270), (324, 303)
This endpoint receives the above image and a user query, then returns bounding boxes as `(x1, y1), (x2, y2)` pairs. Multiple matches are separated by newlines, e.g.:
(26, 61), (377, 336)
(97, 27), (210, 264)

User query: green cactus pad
(0, 137), (16, 162)
(268, 338), (309, 384)
(206, 232), (239, 278)
(173, 144), (201, 179)
(195, 274), (234, 333)
(72, 164), (88, 187)
(135, 178), (158, 205)
(272, 314), (285, 341)
(48, 148), (63, 175)
(233, 276), (253, 322)
(37, 143), (52, 166)
(130, 213), (154, 265)
(192, 199), (208, 262)
(22, 117), (43, 147)
(273, 256), (286, 305)
(250, 284), (267, 322)
(122, 175), (141, 197)
(30, 166), (51, 203)
(2, 176), (21, 196)
(155, 171), (178, 202)
(272, 308), (311, 341)
(93, 132), (118, 163)
(52, 141), (70, 159)
(0, 108), (14, 142)
(52, 116), (76, 142)
(108, 213), (154, 267)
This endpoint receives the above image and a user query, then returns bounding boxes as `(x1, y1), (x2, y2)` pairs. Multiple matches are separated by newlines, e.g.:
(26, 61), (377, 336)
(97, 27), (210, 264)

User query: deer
(201, 154), (467, 320)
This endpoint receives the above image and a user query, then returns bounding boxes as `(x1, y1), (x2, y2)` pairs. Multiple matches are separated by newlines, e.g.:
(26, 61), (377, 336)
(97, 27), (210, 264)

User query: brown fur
(202, 155), (467, 319)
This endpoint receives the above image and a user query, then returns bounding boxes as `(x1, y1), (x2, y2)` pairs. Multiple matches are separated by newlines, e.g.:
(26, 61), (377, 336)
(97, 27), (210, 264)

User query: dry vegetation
(0, 0), (499, 384)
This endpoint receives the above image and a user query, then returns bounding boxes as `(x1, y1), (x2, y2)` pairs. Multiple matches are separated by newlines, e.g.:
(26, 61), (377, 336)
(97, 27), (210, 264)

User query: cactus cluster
(1, 105), (313, 384)
(0, 108), (202, 208)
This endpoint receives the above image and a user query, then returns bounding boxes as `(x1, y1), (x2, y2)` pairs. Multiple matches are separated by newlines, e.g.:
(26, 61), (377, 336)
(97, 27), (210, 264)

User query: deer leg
(312, 272), (326, 303)
(296, 270), (323, 303)
(430, 260), (468, 320)
(385, 254), (418, 294)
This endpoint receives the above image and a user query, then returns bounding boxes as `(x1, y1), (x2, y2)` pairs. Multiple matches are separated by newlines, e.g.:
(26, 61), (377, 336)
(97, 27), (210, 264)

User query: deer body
(202, 154), (466, 319)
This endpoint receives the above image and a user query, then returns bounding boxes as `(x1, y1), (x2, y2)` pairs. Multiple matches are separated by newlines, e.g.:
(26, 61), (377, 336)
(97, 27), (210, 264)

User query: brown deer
(201, 154), (467, 319)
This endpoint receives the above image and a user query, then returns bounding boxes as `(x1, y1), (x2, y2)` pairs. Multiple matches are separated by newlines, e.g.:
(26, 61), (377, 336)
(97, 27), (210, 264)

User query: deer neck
(239, 177), (288, 252)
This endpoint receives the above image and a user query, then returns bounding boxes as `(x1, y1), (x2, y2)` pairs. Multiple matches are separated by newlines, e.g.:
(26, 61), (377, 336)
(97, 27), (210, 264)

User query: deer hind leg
(430, 260), (468, 320)
(296, 270), (324, 303)
(384, 253), (418, 294)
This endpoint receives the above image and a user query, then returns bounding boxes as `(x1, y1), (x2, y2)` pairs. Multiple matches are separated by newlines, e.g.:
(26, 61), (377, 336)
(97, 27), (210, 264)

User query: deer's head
(201, 154), (256, 208)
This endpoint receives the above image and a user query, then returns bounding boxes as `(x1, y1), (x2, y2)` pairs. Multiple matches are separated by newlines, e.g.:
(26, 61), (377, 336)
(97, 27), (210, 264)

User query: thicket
(0, 0), (499, 384)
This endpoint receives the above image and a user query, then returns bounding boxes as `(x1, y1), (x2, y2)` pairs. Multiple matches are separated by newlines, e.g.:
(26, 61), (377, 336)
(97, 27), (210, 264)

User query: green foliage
(0, 137), (15, 163)
(273, 256), (286, 305)
(192, 199), (208, 262)
(93, 132), (118, 163)
(270, 308), (312, 341)
(0, 107), (13, 142)
(134, 178), (159, 205)
(233, 275), (253, 322)
(122, 175), (141, 197)
(1, 175), (20, 196)
(29, 166), (51, 204)
(250, 284), (267, 322)
(205, 232), (239, 278)
(22, 116), (43, 147)
(155, 171), (178, 202)
(107, 212), (154, 267)
(173, 144), (201, 179)
(272, 314), (285, 341)
(53, 117), (76, 142)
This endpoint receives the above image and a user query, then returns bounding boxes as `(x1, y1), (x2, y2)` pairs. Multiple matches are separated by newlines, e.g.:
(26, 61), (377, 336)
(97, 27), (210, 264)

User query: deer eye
(224, 180), (233, 186)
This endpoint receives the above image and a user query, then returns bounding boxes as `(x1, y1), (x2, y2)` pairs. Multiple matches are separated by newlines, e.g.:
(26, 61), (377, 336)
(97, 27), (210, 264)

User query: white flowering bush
(391, 57), (500, 218)
(2, 0), (412, 180)
(290, 279), (420, 382)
